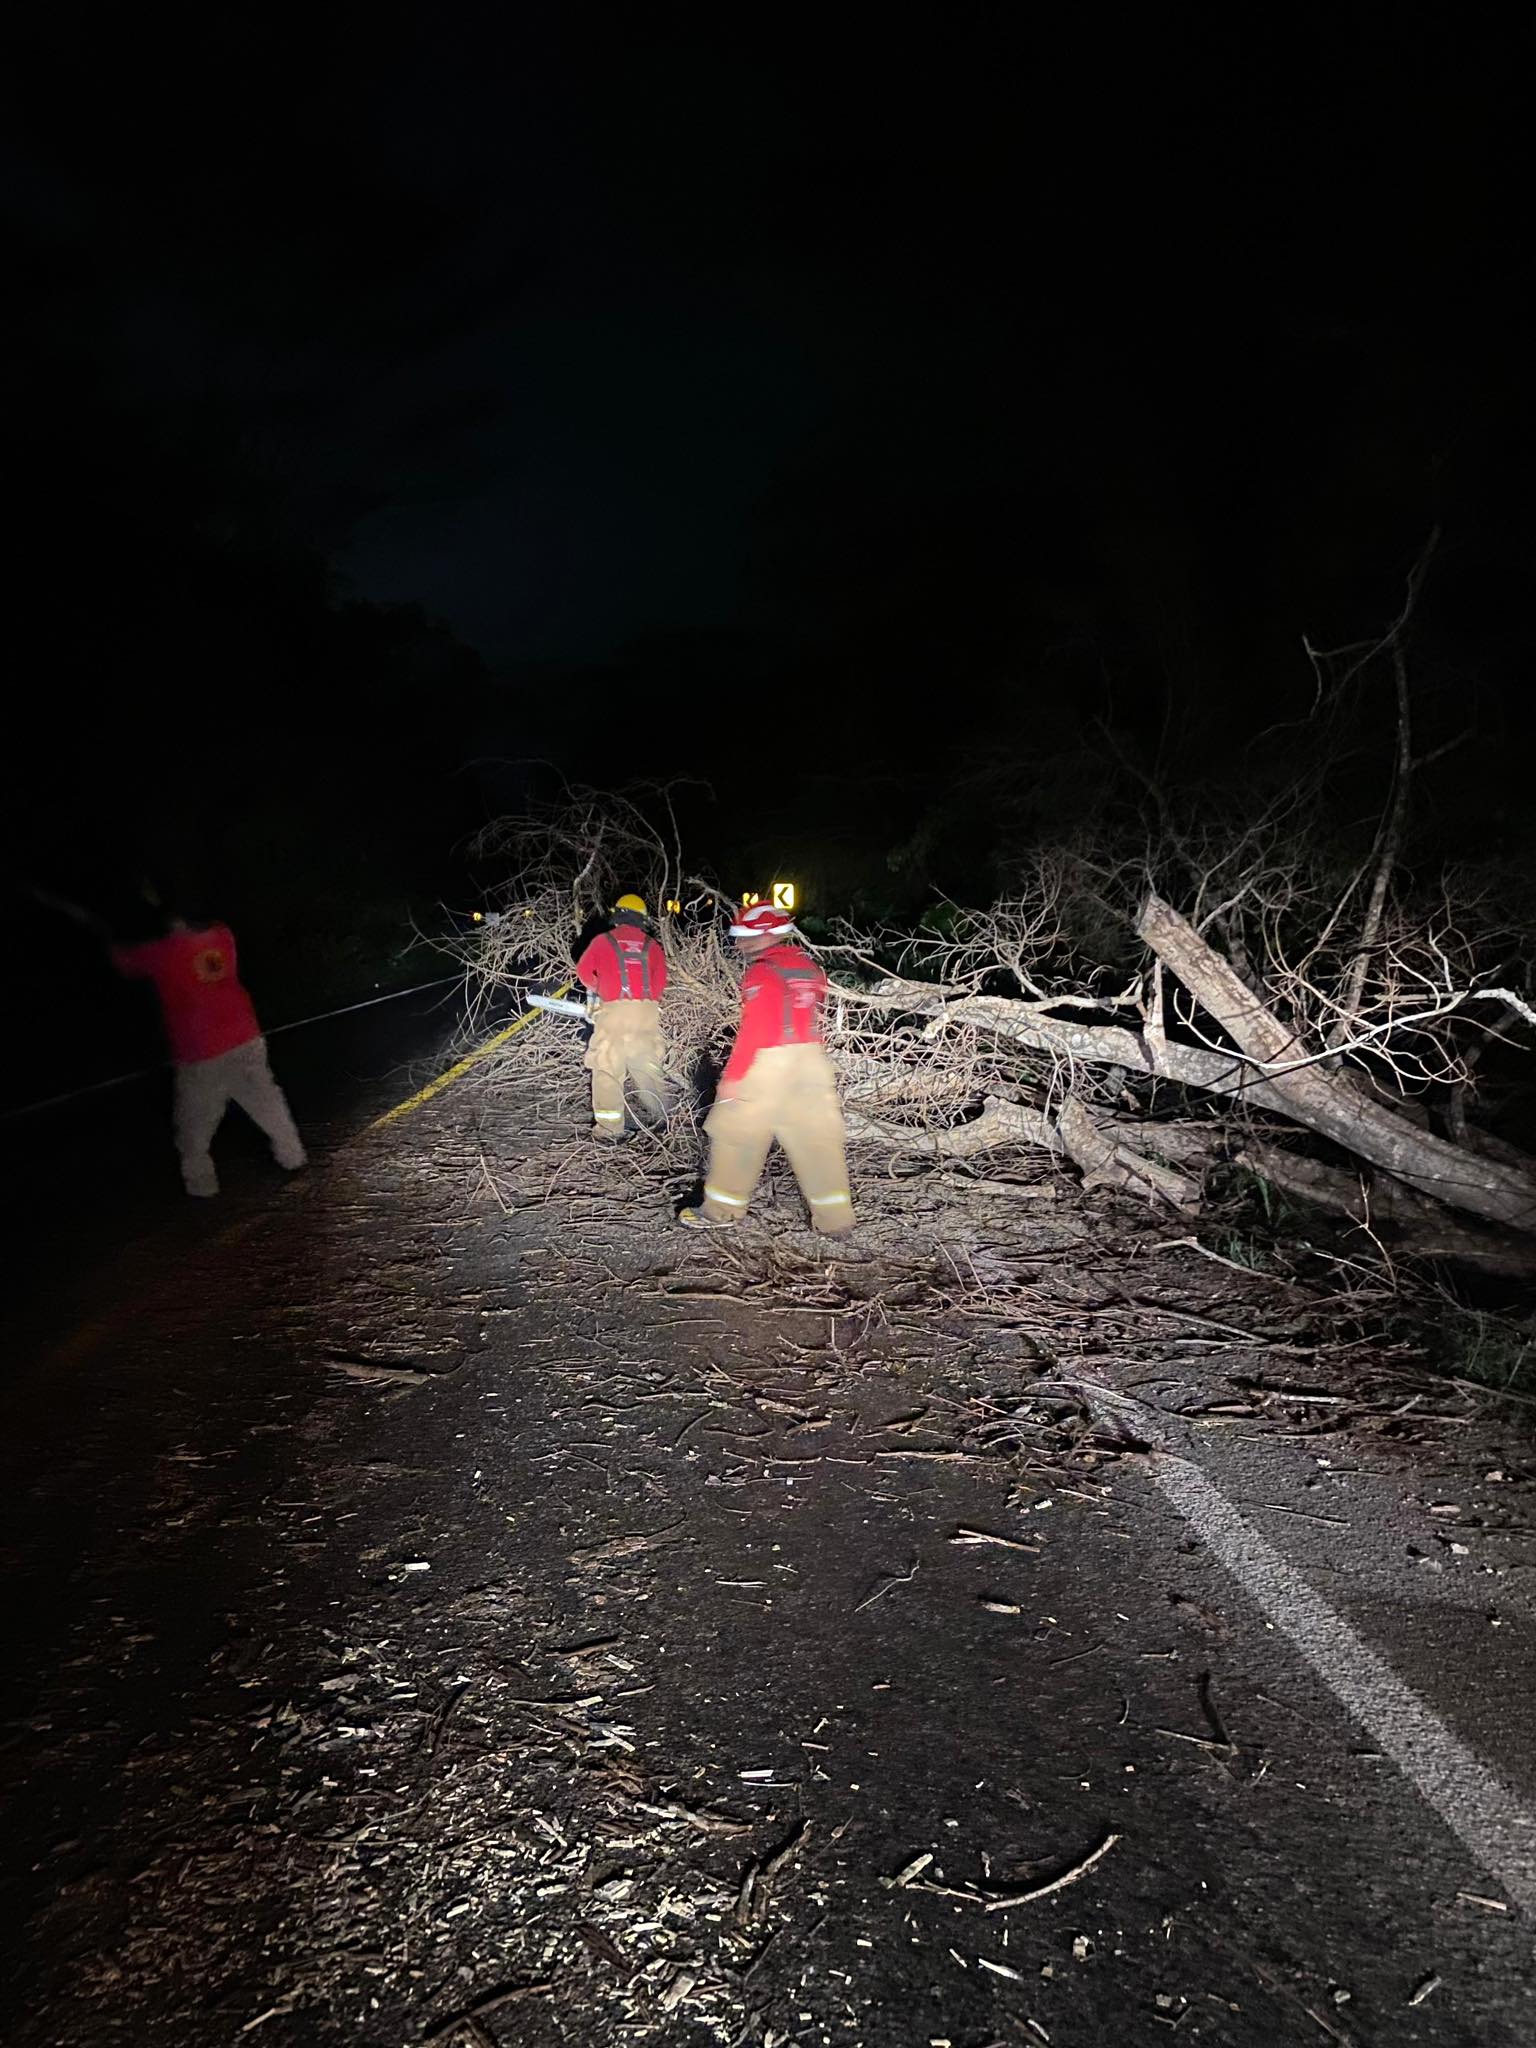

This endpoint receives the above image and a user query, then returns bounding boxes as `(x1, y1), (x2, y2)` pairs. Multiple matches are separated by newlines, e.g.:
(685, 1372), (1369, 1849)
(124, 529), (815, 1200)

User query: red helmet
(729, 902), (797, 941)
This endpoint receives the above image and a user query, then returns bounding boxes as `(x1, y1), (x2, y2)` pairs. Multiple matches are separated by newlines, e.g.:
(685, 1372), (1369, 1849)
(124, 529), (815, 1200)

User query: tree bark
(1328, 640), (1413, 1046)
(1056, 1094), (1200, 1208)
(846, 1090), (1200, 1208)
(844, 970), (1536, 1234)
(839, 899), (1536, 1234)
(1134, 893), (1536, 1232)
(1241, 1143), (1536, 1277)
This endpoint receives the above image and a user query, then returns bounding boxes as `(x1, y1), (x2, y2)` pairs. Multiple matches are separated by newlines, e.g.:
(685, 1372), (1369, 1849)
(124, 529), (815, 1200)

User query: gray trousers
(173, 1037), (306, 1196)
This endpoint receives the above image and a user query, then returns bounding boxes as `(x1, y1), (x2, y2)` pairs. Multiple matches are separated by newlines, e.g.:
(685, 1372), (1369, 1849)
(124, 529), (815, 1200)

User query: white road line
(1153, 1449), (1536, 1915)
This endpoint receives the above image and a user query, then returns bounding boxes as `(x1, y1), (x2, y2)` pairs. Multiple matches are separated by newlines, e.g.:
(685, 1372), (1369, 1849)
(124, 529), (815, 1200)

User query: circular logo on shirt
(192, 947), (229, 984)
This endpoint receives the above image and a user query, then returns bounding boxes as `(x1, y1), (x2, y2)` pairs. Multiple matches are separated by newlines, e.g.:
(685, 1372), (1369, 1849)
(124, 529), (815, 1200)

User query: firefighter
(573, 893), (669, 1136)
(680, 902), (853, 1234)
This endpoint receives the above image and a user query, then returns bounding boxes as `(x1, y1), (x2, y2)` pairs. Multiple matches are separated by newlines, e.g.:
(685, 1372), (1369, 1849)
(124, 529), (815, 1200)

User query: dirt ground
(5, 1060), (1536, 2046)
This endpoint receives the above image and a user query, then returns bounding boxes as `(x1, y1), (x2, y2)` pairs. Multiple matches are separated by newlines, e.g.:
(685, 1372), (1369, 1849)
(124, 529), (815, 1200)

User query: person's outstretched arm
(21, 884), (112, 943)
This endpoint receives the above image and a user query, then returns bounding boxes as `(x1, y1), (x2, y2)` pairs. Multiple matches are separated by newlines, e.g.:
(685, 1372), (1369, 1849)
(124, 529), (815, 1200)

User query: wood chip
(576, 1923), (631, 1974)
(324, 1357), (445, 1387)
(977, 1956), (1025, 1981)
(658, 1968), (697, 2011)
(571, 1518), (686, 1562)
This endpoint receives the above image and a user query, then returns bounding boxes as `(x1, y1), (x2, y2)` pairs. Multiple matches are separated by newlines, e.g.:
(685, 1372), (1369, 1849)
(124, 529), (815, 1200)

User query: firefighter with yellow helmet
(573, 894), (669, 1136)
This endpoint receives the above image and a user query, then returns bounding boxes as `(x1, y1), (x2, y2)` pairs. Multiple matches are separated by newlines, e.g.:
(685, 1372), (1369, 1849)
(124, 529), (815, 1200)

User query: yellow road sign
(771, 881), (796, 912)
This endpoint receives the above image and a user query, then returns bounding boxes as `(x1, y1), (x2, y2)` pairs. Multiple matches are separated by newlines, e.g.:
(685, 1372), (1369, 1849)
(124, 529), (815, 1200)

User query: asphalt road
(1, 976), (469, 1319)
(3, 1032), (1535, 2046)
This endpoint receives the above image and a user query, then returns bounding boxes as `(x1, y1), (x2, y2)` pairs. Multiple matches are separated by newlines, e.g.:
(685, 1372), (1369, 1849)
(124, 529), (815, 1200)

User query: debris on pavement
(7, 1069), (1536, 2046)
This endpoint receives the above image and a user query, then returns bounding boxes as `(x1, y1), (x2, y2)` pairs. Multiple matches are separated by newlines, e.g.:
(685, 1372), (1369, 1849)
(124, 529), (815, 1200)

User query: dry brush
(442, 768), (1536, 1274)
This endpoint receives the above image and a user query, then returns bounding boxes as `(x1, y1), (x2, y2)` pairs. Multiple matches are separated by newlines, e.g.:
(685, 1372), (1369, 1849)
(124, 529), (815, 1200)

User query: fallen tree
(830, 897), (1536, 1265)
(1237, 1143), (1536, 1278)
(450, 652), (1536, 1273)
(833, 895), (1536, 1232)
(845, 1091), (1203, 1209)
(1135, 893), (1536, 1231)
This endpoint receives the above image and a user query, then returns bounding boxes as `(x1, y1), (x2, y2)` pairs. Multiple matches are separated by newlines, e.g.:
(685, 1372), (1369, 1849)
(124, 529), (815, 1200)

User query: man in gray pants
(110, 910), (306, 1197)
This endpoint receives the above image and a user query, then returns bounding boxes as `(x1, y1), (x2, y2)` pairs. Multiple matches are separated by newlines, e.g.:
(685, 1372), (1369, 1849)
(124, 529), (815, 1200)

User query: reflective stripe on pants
(584, 1000), (667, 1131)
(701, 1042), (853, 1232)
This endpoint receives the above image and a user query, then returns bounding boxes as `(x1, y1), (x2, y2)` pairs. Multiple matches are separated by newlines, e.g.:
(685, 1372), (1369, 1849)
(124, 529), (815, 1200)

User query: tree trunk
(1328, 640), (1413, 1046)
(1134, 893), (1536, 1232)
(1241, 1143), (1536, 1277)
(846, 1091), (1200, 1208)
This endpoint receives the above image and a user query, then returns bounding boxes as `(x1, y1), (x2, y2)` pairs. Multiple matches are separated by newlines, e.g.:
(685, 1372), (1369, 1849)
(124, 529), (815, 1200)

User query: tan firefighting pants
(584, 999), (667, 1133)
(701, 1042), (853, 1232)
(173, 1037), (306, 1197)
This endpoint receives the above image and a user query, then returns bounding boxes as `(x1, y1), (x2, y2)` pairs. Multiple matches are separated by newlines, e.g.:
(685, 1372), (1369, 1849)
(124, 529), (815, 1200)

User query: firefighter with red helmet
(574, 893), (669, 1136)
(680, 902), (853, 1234)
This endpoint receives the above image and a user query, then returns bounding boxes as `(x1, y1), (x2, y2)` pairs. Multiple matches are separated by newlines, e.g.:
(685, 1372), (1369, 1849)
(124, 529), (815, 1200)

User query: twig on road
(1301, 2000), (1354, 2046)
(735, 1818), (812, 1926)
(1154, 1728), (1239, 1756)
(875, 1448), (969, 1462)
(982, 1829), (1122, 1911)
(571, 1518), (686, 1562)
(1049, 1639), (1108, 1668)
(1151, 1236), (1297, 1285)
(423, 1982), (555, 2042)
(854, 1561), (919, 1612)
(882, 1830), (1124, 1914)
(1197, 1670), (1234, 1753)
(424, 1680), (470, 1758)
(949, 1526), (1041, 1554)
(324, 1356), (450, 1388)
(474, 1139), (514, 1216)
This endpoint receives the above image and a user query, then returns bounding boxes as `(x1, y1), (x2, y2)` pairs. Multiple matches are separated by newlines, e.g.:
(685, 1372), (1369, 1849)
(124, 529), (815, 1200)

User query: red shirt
(575, 928), (668, 1003)
(720, 943), (828, 1089)
(112, 924), (262, 1065)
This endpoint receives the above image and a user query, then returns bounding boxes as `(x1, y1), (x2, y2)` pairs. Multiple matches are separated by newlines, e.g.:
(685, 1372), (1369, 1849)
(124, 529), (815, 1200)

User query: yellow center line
(365, 985), (574, 1131)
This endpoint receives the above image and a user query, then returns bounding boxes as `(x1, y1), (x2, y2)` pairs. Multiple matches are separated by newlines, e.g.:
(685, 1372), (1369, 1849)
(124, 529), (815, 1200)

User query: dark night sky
(5, 7), (1536, 886)
(363, 20), (1531, 675)
(339, 17), (1536, 686)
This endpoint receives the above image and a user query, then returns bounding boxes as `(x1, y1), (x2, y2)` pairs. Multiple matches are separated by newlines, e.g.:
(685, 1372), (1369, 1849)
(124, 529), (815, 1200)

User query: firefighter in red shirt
(111, 911), (307, 1198)
(573, 893), (669, 1136)
(681, 902), (853, 1234)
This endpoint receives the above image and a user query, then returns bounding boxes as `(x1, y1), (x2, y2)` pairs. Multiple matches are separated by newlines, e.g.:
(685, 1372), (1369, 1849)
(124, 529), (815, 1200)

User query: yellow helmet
(613, 892), (648, 915)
